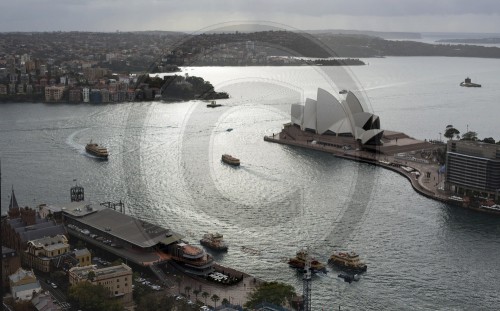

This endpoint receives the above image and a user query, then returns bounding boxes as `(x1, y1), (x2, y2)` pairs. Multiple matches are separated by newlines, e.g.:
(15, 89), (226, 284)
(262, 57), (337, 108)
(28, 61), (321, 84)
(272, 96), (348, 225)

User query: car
(51, 282), (58, 289)
(200, 306), (211, 311)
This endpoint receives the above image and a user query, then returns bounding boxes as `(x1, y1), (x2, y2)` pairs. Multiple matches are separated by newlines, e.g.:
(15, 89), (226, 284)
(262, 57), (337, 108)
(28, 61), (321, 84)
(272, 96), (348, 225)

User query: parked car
(51, 282), (58, 289)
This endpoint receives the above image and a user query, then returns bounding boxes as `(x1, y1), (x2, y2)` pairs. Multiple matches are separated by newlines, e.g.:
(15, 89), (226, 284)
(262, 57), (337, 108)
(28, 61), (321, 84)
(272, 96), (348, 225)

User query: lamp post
(439, 132), (442, 142)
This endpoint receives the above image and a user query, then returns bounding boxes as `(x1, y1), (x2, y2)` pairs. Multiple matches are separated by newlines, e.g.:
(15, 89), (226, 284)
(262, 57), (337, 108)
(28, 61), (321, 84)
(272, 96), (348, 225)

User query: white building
(9, 268), (42, 301)
(82, 87), (90, 103)
(291, 88), (384, 146)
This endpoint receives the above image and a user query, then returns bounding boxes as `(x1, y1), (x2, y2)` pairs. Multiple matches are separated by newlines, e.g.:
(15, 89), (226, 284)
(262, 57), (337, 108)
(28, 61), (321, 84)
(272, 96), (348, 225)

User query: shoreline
(264, 134), (500, 216)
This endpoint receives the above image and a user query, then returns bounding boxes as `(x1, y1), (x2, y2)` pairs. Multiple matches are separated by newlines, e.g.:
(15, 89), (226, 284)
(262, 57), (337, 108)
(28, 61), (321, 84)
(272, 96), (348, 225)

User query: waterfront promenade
(164, 262), (264, 308)
(264, 127), (449, 203)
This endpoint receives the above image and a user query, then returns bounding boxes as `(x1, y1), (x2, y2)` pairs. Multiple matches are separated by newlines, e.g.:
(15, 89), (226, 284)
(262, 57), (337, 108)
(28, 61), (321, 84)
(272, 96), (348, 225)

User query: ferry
(329, 251), (367, 272)
(460, 77), (481, 87)
(200, 233), (228, 252)
(206, 101), (222, 108)
(221, 154), (240, 166)
(85, 141), (109, 159)
(288, 249), (326, 273)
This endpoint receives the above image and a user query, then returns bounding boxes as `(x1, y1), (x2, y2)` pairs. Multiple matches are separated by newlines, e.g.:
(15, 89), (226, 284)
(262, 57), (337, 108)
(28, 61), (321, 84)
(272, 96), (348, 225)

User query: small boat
(460, 77), (481, 87)
(288, 249), (326, 273)
(222, 154), (240, 166)
(200, 233), (228, 252)
(85, 140), (109, 159)
(337, 272), (360, 283)
(339, 89), (348, 94)
(329, 251), (367, 272)
(206, 101), (222, 108)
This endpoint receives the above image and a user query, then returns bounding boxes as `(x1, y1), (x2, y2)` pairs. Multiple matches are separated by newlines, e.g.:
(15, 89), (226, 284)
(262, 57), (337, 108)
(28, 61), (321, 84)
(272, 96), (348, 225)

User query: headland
(264, 88), (500, 215)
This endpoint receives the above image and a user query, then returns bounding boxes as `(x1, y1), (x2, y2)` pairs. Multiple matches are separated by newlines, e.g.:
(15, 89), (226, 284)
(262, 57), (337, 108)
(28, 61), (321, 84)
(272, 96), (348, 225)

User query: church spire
(9, 186), (19, 210)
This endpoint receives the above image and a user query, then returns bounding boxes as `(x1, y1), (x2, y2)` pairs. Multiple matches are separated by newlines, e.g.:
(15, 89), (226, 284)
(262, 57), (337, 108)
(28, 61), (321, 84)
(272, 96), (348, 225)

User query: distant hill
(307, 29), (422, 40)
(436, 38), (500, 44)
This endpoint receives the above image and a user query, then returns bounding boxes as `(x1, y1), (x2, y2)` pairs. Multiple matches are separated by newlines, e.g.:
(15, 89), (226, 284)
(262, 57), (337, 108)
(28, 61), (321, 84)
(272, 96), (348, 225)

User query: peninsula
(264, 88), (500, 215)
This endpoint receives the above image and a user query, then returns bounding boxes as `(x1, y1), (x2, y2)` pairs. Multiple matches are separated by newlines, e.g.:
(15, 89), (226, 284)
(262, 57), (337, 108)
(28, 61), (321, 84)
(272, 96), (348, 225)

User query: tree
(461, 131), (478, 141)
(201, 291), (209, 305)
(483, 137), (496, 144)
(222, 298), (229, 306)
(245, 281), (297, 309)
(211, 294), (220, 308)
(444, 126), (460, 140)
(68, 282), (122, 311)
(193, 289), (200, 302)
(87, 271), (95, 282)
(184, 285), (191, 298)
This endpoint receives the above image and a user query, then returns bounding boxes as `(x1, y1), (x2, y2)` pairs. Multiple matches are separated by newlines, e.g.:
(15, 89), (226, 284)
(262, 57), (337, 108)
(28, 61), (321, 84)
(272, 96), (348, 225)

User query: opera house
(272, 88), (433, 155)
(291, 88), (383, 147)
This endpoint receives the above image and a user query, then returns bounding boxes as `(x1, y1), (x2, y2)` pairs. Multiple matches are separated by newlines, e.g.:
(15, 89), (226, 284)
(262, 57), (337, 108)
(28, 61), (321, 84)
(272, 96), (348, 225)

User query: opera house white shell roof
(291, 88), (384, 145)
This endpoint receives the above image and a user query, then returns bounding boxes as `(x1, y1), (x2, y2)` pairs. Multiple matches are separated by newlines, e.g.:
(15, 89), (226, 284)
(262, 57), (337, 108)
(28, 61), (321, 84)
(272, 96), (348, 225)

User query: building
(2, 188), (67, 255)
(446, 140), (500, 199)
(83, 87), (90, 102)
(31, 292), (61, 311)
(290, 88), (383, 147)
(25, 234), (70, 272)
(68, 263), (133, 304)
(74, 248), (92, 267)
(44, 85), (65, 102)
(68, 88), (82, 102)
(9, 268), (42, 301)
(2, 246), (21, 289)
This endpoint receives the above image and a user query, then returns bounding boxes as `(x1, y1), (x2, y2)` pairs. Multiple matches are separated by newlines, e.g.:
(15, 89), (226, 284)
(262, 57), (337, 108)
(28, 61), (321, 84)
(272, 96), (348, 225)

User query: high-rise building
(445, 140), (500, 198)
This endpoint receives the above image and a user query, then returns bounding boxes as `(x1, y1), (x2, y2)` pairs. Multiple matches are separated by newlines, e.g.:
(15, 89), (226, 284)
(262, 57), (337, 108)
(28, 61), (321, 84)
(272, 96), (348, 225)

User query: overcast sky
(2, 0), (500, 34)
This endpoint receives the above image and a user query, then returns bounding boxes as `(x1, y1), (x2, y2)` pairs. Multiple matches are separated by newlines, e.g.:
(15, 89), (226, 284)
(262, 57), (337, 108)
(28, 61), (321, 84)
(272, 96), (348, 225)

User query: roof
(47, 201), (103, 217)
(9, 268), (36, 283)
(9, 187), (19, 209)
(70, 208), (183, 248)
(19, 224), (67, 243)
(74, 248), (91, 257)
(12, 281), (41, 295)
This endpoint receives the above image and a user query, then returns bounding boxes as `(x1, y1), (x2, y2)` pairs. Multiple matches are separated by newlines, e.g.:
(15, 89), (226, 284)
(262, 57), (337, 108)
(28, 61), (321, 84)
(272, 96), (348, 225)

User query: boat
(460, 77), (481, 87)
(221, 154), (240, 166)
(206, 101), (222, 108)
(329, 251), (367, 272)
(339, 89), (348, 94)
(85, 140), (109, 159)
(288, 249), (326, 273)
(200, 233), (228, 252)
(338, 272), (360, 283)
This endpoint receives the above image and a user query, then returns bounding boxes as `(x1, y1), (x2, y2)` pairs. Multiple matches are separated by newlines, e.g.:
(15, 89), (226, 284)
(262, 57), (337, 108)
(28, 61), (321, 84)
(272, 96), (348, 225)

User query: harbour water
(1, 57), (500, 310)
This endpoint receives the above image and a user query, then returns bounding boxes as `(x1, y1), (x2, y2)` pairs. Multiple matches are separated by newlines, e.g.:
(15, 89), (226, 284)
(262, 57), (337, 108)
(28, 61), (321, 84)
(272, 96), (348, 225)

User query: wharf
(263, 127), (500, 214)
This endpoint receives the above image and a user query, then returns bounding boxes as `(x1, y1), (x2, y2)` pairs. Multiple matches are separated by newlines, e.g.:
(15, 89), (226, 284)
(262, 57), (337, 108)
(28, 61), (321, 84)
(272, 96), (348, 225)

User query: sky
(2, 0), (500, 34)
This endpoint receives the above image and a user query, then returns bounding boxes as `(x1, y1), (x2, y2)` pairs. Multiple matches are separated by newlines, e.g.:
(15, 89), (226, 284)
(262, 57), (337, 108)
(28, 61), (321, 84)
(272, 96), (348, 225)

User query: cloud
(1, 0), (500, 32)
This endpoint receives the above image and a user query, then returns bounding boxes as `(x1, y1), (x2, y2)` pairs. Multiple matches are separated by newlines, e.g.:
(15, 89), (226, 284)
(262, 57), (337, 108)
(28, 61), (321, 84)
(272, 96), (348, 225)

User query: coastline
(264, 132), (500, 216)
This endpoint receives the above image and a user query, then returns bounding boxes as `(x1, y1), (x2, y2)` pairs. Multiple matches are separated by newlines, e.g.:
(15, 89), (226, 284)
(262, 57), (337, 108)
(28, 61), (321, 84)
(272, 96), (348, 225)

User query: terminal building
(445, 140), (500, 199)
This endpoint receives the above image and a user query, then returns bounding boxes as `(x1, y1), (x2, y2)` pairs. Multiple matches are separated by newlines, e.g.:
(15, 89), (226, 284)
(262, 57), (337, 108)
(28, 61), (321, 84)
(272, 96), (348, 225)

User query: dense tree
(483, 137), (496, 144)
(136, 293), (175, 311)
(68, 282), (122, 311)
(444, 126), (460, 140)
(461, 131), (478, 141)
(245, 281), (297, 309)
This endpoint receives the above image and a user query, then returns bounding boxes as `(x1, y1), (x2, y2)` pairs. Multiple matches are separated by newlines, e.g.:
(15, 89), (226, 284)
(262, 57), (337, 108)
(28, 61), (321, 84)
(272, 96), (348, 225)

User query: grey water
(1, 57), (500, 310)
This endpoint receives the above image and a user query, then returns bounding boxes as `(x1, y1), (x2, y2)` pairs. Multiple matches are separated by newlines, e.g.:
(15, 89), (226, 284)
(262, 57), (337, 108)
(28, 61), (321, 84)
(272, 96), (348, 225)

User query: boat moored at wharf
(288, 249), (326, 273)
(329, 251), (367, 272)
(200, 233), (228, 252)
